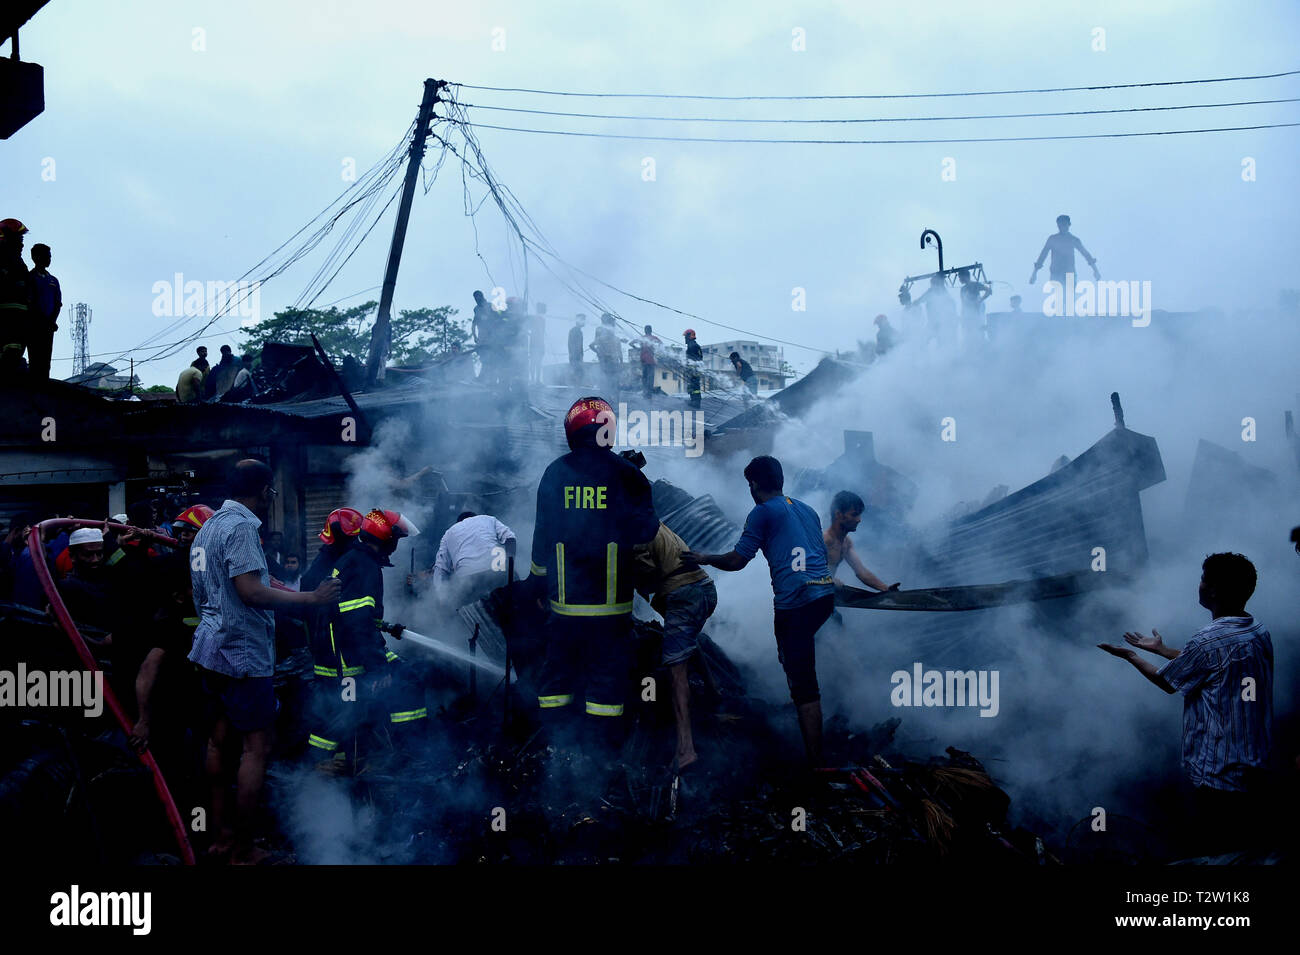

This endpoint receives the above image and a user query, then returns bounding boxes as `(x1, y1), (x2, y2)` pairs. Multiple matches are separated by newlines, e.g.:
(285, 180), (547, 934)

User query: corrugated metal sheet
(651, 479), (741, 554)
(914, 424), (1164, 586)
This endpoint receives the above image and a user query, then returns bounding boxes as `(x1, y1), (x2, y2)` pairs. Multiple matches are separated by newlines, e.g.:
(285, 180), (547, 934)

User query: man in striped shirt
(189, 459), (340, 863)
(1099, 553), (1272, 853)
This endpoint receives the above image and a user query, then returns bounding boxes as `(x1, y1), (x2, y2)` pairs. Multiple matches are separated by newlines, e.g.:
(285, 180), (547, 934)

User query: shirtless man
(823, 491), (899, 593)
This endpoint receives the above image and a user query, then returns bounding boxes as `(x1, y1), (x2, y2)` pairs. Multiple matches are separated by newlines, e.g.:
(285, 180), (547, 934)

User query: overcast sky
(4, 0), (1299, 386)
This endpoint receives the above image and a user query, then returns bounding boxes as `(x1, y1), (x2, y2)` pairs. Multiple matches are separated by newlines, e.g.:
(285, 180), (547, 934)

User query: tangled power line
(99, 66), (1298, 377)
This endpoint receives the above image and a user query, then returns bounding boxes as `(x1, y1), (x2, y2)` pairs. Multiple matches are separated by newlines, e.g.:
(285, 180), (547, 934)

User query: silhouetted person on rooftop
(873, 314), (896, 356)
(1030, 214), (1099, 287)
(916, 274), (956, 345)
(729, 351), (757, 395)
(957, 268), (991, 348)
(568, 314), (586, 385)
(28, 243), (61, 380)
(204, 344), (237, 399)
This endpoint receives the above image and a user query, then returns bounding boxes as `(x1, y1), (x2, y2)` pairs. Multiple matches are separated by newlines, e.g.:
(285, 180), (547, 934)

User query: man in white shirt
(410, 511), (517, 606)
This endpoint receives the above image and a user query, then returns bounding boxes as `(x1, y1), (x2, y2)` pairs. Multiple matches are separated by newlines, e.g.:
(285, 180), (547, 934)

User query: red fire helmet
(0, 218), (28, 237)
(360, 509), (420, 543)
(319, 507), (364, 544)
(564, 396), (614, 449)
(683, 328), (695, 338)
(172, 504), (215, 531)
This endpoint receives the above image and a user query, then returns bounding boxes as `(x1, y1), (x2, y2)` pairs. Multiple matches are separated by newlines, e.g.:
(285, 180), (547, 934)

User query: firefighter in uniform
(302, 508), (364, 607)
(530, 397), (659, 744)
(683, 329), (703, 410)
(303, 508), (362, 760)
(307, 508), (428, 763)
(302, 508), (363, 728)
(171, 504), (215, 552)
(0, 218), (33, 374)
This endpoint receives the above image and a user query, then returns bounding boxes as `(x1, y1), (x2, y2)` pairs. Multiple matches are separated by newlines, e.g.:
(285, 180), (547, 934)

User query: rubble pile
(258, 617), (1056, 865)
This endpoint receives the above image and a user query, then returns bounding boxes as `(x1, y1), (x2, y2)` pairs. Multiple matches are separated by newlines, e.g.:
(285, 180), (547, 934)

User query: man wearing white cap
(56, 528), (112, 635)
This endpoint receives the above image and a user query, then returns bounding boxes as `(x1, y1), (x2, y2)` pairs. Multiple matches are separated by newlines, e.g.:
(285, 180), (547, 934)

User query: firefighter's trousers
(536, 612), (632, 718)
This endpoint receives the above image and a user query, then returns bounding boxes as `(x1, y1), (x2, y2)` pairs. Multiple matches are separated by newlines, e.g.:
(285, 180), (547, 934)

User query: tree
(390, 306), (469, 365)
(240, 301), (467, 367)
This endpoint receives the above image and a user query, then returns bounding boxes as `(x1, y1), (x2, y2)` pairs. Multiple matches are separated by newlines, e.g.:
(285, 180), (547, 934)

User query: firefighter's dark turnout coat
(530, 444), (659, 716)
(307, 545), (426, 753)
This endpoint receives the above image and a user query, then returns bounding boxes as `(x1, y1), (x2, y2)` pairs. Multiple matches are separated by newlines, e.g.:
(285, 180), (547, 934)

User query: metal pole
(366, 78), (446, 387)
(920, 229), (944, 273)
(311, 333), (370, 438)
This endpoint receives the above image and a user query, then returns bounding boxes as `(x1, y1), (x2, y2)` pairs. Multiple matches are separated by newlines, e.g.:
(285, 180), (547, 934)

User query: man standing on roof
(568, 314), (587, 386)
(529, 397), (659, 750)
(729, 351), (758, 396)
(637, 324), (661, 398)
(1030, 214), (1099, 288)
(683, 329), (703, 409)
(686, 456), (836, 765)
(956, 268), (991, 349)
(203, 345), (238, 400)
(873, 315), (897, 357)
(222, 354), (258, 402)
(27, 243), (61, 381)
(590, 313), (623, 400)
(0, 218), (33, 374)
(176, 364), (204, 403)
(915, 274), (956, 347)
(473, 291), (504, 387)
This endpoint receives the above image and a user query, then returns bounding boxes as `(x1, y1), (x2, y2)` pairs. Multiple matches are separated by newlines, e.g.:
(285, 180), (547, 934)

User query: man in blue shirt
(687, 455), (836, 764)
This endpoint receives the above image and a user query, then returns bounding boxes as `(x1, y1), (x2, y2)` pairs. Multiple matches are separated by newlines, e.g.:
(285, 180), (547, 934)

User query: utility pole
(366, 77), (446, 387)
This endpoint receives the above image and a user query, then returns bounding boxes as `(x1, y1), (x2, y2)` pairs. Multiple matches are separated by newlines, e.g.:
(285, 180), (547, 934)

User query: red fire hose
(28, 518), (196, 865)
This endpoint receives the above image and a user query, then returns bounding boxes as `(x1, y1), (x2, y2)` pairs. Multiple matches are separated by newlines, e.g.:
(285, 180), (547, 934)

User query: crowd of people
(176, 344), (260, 403)
(0, 473), (416, 865)
(872, 213), (1101, 358)
(527, 397), (901, 771)
(472, 292), (746, 406)
(2, 380), (1278, 862)
(0, 395), (908, 859)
